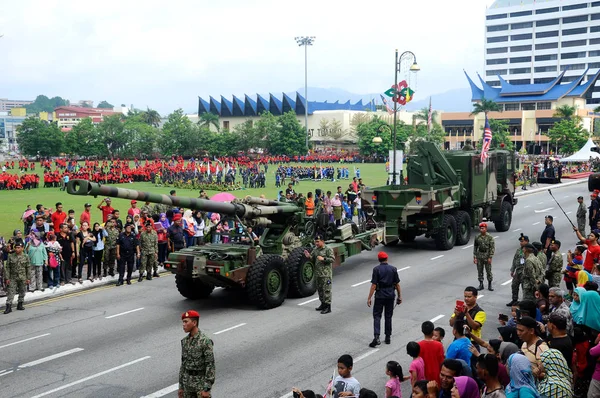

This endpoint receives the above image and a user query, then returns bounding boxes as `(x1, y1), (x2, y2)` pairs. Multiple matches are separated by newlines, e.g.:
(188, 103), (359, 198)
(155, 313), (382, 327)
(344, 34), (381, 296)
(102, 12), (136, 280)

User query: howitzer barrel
(244, 196), (296, 206)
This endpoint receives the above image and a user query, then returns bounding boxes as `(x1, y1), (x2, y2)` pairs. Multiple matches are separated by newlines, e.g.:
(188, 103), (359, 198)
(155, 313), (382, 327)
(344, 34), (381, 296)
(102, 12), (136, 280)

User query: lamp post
(295, 36), (315, 153)
(390, 50), (420, 185)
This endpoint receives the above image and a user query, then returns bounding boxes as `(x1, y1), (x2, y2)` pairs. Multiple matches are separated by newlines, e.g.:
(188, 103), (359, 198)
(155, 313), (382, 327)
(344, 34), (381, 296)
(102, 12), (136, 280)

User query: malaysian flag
(380, 94), (394, 115)
(481, 116), (493, 163)
(427, 97), (432, 133)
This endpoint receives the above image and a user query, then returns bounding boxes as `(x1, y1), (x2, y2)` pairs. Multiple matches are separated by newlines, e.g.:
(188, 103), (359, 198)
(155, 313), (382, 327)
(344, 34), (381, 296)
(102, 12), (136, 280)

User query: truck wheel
(286, 247), (316, 298)
(434, 214), (457, 250)
(247, 254), (289, 309)
(454, 211), (472, 246)
(175, 274), (214, 299)
(398, 231), (416, 243)
(494, 201), (512, 232)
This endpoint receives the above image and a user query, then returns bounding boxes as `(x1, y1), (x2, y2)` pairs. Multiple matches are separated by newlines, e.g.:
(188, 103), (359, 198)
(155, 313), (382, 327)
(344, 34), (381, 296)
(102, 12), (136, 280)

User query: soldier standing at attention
(577, 196), (587, 239)
(179, 310), (215, 398)
(462, 139), (474, 151)
(546, 240), (563, 288)
(139, 221), (159, 282)
(4, 241), (30, 314)
(367, 251), (402, 347)
(473, 222), (495, 291)
(532, 242), (547, 285)
(522, 243), (539, 301)
(103, 218), (119, 277)
(304, 235), (335, 314)
(507, 234), (528, 306)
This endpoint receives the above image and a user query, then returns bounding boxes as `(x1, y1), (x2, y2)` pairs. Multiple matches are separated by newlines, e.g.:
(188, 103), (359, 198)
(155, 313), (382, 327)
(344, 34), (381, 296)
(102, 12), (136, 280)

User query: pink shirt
(385, 377), (401, 398)
(409, 357), (425, 382)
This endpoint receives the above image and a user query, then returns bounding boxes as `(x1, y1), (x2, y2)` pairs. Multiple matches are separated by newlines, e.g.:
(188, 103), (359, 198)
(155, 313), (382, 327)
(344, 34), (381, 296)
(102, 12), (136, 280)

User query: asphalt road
(0, 182), (588, 398)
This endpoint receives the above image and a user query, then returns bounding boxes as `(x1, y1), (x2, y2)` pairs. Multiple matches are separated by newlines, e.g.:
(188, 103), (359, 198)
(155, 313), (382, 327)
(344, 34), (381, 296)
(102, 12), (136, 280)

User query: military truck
(362, 141), (518, 250)
(66, 180), (383, 309)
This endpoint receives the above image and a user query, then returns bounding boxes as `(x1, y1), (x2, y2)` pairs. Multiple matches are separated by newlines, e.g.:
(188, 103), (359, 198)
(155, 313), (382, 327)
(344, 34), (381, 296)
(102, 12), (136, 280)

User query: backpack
(48, 252), (59, 268)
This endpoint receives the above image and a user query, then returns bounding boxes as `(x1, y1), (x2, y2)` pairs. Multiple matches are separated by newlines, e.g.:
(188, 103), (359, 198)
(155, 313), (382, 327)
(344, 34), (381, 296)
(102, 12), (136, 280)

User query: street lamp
(390, 50), (420, 185)
(295, 36), (315, 154)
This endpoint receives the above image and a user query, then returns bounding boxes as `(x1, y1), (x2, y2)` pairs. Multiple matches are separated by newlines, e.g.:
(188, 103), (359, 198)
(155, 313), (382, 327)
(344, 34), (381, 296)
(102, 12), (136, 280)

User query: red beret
(377, 251), (388, 261)
(479, 222), (488, 228)
(173, 214), (182, 221)
(182, 310), (200, 319)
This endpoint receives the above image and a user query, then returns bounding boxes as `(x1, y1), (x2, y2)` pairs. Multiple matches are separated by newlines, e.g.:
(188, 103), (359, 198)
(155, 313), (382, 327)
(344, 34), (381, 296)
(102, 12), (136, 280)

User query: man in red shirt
(418, 320), (445, 385)
(51, 202), (67, 233)
(128, 200), (141, 218)
(80, 203), (92, 226)
(97, 198), (114, 223)
(573, 228), (600, 272)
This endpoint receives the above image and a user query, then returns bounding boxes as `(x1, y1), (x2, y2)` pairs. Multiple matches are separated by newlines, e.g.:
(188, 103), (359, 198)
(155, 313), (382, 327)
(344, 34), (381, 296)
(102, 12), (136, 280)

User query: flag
(427, 97), (432, 133)
(380, 94), (394, 115)
(481, 116), (493, 163)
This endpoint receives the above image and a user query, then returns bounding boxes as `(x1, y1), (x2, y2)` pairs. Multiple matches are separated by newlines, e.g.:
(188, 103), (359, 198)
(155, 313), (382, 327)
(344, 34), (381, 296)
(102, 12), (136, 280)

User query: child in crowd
(327, 354), (360, 398)
(384, 361), (405, 398)
(406, 342), (425, 390)
(433, 327), (445, 344)
(564, 246), (584, 297)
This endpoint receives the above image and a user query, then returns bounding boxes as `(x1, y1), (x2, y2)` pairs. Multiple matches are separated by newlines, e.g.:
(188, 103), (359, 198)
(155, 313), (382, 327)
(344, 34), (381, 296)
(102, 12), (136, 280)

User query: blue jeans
(185, 235), (195, 248)
(48, 266), (60, 287)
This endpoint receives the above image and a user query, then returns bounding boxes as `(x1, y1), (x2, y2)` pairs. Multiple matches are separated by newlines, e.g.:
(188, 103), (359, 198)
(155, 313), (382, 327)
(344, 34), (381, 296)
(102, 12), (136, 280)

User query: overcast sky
(0, 0), (497, 114)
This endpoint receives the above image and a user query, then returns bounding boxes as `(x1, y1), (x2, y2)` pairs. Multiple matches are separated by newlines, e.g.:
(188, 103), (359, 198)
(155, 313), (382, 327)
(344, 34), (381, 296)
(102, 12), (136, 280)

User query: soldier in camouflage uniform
(522, 243), (539, 301)
(179, 310), (215, 398)
(104, 219), (119, 277)
(473, 222), (495, 291)
(507, 233), (529, 306)
(546, 239), (563, 288)
(576, 196), (587, 238)
(533, 241), (548, 285)
(4, 241), (30, 314)
(304, 234), (335, 314)
(138, 221), (159, 282)
(140, 202), (153, 216)
(462, 138), (474, 151)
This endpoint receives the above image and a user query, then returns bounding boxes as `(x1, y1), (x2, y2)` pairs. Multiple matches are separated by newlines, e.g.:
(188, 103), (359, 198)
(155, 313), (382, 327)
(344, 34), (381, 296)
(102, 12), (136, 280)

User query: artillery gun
(66, 179), (382, 309)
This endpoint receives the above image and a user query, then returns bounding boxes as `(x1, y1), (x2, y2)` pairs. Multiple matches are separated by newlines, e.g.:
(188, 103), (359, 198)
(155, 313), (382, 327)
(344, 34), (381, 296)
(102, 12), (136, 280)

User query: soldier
(140, 201), (153, 216)
(507, 233), (528, 306)
(462, 138), (474, 151)
(4, 241), (30, 314)
(532, 241), (547, 285)
(522, 243), (539, 301)
(473, 222), (495, 291)
(104, 218), (119, 277)
(304, 234), (335, 314)
(116, 223), (140, 286)
(138, 221), (159, 282)
(576, 196), (586, 240)
(367, 251), (402, 347)
(179, 310), (215, 398)
(546, 240), (563, 288)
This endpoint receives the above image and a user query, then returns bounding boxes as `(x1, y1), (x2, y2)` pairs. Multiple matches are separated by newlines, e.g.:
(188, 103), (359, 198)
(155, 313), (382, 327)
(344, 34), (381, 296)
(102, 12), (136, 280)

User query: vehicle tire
(434, 214), (457, 250)
(286, 247), (316, 298)
(398, 230), (416, 243)
(454, 211), (472, 246)
(175, 274), (214, 299)
(494, 201), (512, 232)
(247, 254), (289, 309)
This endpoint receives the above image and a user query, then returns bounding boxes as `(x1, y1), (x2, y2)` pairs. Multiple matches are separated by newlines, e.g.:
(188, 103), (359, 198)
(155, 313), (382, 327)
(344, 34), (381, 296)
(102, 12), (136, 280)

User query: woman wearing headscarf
(505, 354), (540, 398)
(182, 210), (197, 248)
(450, 376), (480, 398)
(91, 223), (107, 281)
(536, 349), (572, 398)
(157, 213), (169, 266)
(570, 286), (600, 331)
(332, 194), (343, 226)
(26, 231), (47, 292)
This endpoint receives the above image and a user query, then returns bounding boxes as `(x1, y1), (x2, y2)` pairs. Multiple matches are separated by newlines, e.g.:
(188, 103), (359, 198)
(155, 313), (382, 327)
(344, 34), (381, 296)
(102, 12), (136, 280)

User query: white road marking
(431, 255), (444, 260)
(213, 323), (247, 335)
(493, 236), (499, 239)
(355, 349), (379, 362)
(398, 266), (410, 272)
(141, 383), (179, 398)
(298, 297), (319, 306)
(563, 195), (570, 198)
(29, 356), (151, 398)
(0, 333), (51, 350)
(462, 244), (474, 250)
(430, 314), (445, 322)
(478, 294), (484, 299)
(105, 307), (145, 319)
(0, 370), (13, 377)
(524, 205), (530, 208)
(351, 280), (371, 287)
(19, 348), (84, 368)
(534, 207), (554, 213)
(501, 279), (513, 286)
(533, 222), (541, 225)
(513, 228), (522, 232)
(537, 202), (544, 204)
(278, 394), (293, 398)
(566, 211), (572, 215)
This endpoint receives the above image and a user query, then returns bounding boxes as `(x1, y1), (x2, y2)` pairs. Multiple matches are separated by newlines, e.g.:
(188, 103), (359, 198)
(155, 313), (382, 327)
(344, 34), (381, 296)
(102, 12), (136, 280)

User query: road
(0, 182), (587, 398)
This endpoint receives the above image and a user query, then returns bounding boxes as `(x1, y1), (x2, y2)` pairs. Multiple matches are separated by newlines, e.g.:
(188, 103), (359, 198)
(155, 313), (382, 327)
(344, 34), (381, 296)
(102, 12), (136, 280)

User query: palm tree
(593, 105), (600, 113)
(141, 108), (161, 127)
(199, 112), (220, 131)
(470, 98), (502, 117)
(412, 106), (438, 126)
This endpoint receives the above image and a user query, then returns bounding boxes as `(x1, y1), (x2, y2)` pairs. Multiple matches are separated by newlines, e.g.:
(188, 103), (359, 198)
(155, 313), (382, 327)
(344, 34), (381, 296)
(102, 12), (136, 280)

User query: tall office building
(485, 0), (600, 105)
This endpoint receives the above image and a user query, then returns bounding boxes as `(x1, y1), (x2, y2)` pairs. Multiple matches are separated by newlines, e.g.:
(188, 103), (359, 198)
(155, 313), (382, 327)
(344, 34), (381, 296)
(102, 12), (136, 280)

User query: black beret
(524, 243), (535, 250)
(314, 234), (324, 241)
(532, 241), (543, 249)
(14, 241), (24, 247)
(518, 316), (537, 329)
(519, 234), (529, 242)
(551, 239), (561, 247)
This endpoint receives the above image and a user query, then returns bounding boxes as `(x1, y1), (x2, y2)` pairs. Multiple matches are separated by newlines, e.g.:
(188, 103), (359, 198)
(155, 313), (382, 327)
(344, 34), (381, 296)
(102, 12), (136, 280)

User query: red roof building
(55, 106), (118, 131)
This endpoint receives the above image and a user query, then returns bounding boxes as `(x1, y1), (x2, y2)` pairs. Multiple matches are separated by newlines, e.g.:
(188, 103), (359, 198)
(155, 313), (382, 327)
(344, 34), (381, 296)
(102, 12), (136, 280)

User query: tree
(349, 113), (372, 138)
(97, 114), (126, 156)
(268, 111), (306, 155)
(198, 112), (220, 131)
(413, 106), (438, 126)
(553, 105), (579, 121)
(476, 119), (514, 151)
(97, 101), (114, 109)
(254, 112), (279, 148)
(16, 118), (64, 156)
(64, 118), (105, 156)
(325, 118), (345, 141)
(24, 95), (69, 114)
(159, 109), (195, 156)
(233, 120), (259, 152)
(470, 98), (502, 117)
(594, 106), (600, 113)
(355, 116), (406, 157)
(140, 108), (162, 127)
(123, 117), (158, 157)
(547, 119), (588, 155)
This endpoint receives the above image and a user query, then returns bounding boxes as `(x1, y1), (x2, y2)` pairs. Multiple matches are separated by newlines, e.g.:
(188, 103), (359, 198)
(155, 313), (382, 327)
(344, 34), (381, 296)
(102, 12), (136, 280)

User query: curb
(515, 178), (587, 197)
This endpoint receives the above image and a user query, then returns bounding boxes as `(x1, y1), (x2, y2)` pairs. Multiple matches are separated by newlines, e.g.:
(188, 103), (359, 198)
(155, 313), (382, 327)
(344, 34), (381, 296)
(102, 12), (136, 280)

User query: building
(440, 69), (600, 153)
(0, 111), (27, 153)
(0, 98), (33, 112)
(54, 106), (118, 131)
(485, 0), (600, 105)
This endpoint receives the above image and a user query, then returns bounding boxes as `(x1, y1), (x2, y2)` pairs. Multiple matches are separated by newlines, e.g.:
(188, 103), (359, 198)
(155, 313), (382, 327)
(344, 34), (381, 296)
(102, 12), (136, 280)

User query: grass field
(0, 162), (391, 239)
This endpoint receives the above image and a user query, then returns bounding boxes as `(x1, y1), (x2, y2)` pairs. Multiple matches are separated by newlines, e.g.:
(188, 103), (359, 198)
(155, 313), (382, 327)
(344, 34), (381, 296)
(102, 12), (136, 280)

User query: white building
(485, 0), (600, 106)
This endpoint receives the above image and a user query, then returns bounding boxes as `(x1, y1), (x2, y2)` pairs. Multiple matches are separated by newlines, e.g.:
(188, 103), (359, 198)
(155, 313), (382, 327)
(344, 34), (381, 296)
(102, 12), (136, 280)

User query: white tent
(559, 138), (600, 162)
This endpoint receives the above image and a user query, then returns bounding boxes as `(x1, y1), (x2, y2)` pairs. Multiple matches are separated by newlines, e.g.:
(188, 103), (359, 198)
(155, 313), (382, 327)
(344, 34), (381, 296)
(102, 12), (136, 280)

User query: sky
(0, 0), (497, 114)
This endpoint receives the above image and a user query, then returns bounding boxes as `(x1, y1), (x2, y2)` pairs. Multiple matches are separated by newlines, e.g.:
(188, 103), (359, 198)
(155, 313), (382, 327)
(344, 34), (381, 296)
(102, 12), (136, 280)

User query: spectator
(516, 316), (549, 371)
(450, 286), (486, 343)
(26, 231), (47, 292)
(51, 202), (67, 233)
(547, 287), (573, 337)
(128, 200), (141, 218)
(406, 341), (425, 390)
(476, 354), (505, 397)
(545, 312), (573, 368)
(418, 321), (445, 385)
(433, 327), (446, 344)
(182, 210), (197, 248)
(92, 223), (107, 281)
(450, 376), (479, 398)
(536, 349), (572, 398)
(57, 223), (75, 285)
(446, 320), (472, 364)
(45, 232), (62, 288)
(76, 221), (95, 283)
(157, 213), (169, 266)
(570, 286), (600, 331)
(505, 354), (538, 398)
(97, 198), (114, 223)
(384, 361), (404, 398)
(589, 334), (600, 398)
(427, 359), (462, 398)
(326, 354), (360, 398)
(80, 203), (92, 226)
(412, 380), (429, 398)
(358, 389), (377, 398)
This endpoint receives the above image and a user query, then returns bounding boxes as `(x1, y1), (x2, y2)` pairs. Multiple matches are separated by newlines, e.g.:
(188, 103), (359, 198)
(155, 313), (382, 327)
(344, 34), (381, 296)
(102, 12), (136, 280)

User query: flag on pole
(427, 97), (432, 133)
(380, 94), (394, 115)
(481, 116), (493, 163)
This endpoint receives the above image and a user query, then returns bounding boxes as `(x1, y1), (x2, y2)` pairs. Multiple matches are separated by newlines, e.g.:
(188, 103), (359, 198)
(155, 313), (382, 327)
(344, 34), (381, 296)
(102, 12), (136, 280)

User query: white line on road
(431, 255), (444, 260)
(0, 370), (13, 377)
(105, 307), (145, 319)
(533, 222), (541, 225)
(355, 349), (379, 362)
(351, 280), (371, 287)
(566, 211), (572, 215)
(141, 383), (179, 398)
(478, 294), (484, 299)
(0, 333), (51, 350)
(19, 348), (84, 368)
(398, 266), (410, 272)
(430, 314), (445, 322)
(501, 279), (513, 286)
(524, 205), (530, 208)
(462, 244), (474, 250)
(534, 207), (554, 213)
(214, 323), (247, 335)
(298, 297), (319, 306)
(30, 356), (151, 398)
(537, 202), (544, 204)
(563, 195), (570, 198)
(513, 228), (522, 232)
(493, 236), (499, 239)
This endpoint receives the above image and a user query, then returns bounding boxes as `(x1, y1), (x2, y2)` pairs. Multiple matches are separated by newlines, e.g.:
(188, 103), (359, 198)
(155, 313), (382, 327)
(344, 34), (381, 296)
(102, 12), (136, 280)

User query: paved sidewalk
(515, 177), (587, 197)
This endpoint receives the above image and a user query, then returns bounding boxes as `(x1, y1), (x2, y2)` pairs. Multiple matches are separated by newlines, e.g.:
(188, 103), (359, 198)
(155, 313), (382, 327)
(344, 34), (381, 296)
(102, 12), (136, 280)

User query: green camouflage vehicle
(66, 180), (383, 309)
(362, 141), (518, 250)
